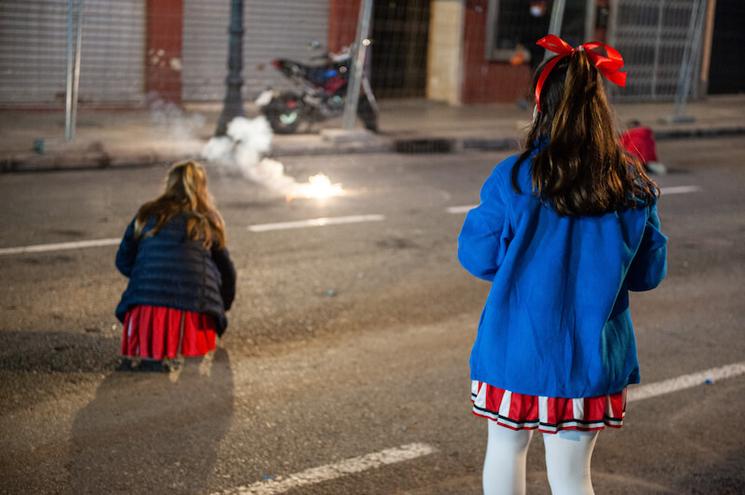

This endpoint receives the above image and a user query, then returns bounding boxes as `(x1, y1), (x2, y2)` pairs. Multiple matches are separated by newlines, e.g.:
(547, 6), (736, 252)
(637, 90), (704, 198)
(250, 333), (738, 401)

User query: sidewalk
(1, 96), (744, 172)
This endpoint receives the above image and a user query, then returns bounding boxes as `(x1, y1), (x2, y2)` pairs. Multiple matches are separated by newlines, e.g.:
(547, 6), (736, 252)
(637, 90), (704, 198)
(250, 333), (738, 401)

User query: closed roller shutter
(0, 0), (145, 105)
(182, 1), (230, 102)
(182, 0), (328, 102)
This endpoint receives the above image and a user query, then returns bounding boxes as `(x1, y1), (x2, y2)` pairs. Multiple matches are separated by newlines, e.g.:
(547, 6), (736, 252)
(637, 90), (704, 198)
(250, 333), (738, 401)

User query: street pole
(543, 0), (566, 62)
(670, 0), (706, 123)
(216, 0), (245, 136)
(547, 0), (566, 36)
(342, 0), (374, 131)
(65, 0), (83, 142)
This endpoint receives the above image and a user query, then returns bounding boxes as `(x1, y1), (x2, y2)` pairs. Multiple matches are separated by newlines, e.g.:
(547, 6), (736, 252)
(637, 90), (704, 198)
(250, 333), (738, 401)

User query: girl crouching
(115, 161), (236, 371)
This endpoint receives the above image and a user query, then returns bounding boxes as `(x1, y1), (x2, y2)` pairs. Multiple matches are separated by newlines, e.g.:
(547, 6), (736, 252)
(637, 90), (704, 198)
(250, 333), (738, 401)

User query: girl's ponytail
(512, 47), (658, 216)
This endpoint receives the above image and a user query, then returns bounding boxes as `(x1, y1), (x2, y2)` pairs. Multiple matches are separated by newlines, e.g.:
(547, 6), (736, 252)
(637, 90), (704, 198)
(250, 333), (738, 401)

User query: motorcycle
(256, 44), (379, 134)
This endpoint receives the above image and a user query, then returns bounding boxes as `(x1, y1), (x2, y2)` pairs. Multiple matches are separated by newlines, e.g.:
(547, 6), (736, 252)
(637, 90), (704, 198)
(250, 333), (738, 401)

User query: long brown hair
(512, 49), (658, 216)
(135, 161), (226, 249)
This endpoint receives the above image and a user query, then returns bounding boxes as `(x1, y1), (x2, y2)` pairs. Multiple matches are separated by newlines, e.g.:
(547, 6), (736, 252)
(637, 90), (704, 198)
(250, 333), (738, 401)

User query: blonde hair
(135, 161), (226, 249)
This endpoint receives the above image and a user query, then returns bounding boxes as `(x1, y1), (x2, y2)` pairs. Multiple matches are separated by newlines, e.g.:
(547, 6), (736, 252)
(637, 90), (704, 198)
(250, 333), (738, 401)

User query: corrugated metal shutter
(182, 0), (328, 102)
(182, 1), (230, 102)
(0, 0), (145, 105)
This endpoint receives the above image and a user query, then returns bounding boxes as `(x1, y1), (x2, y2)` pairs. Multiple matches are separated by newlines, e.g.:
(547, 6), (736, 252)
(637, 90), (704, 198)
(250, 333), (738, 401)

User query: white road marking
(628, 361), (745, 402)
(214, 443), (437, 495)
(214, 363), (743, 494)
(0, 185), (702, 254)
(446, 185), (701, 214)
(248, 214), (385, 232)
(660, 185), (701, 195)
(0, 238), (119, 256)
(446, 205), (474, 214)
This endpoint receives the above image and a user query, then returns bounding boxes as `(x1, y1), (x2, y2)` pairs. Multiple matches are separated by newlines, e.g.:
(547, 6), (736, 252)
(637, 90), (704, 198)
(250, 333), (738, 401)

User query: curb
(0, 150), (171, 174)
(653, 125), (745, 140)
(394, 125), (745, 154)
(2, 124), (744, 173)
(394, 137), (520, 154)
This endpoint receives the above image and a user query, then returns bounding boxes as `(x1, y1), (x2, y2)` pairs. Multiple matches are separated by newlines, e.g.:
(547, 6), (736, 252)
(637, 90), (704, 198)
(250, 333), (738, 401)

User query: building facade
(0, 0), (741, 107)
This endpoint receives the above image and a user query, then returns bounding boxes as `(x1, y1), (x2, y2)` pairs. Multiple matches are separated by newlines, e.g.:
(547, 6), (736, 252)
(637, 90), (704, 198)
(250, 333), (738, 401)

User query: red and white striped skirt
(121, 305), (217, 360)
(471, 380), (626, 434)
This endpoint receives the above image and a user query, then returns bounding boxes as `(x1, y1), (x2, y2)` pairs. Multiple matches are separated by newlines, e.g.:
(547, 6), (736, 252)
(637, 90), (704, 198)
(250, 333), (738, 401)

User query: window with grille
(485, 0), (593, 64)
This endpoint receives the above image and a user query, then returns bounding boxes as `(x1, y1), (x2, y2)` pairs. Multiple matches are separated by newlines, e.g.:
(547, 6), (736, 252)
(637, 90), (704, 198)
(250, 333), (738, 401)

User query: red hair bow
(534, 34), (627, 112)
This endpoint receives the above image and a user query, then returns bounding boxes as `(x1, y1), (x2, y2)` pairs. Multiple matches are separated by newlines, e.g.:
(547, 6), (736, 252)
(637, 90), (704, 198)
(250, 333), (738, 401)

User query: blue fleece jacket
(458, 153), (667, 398)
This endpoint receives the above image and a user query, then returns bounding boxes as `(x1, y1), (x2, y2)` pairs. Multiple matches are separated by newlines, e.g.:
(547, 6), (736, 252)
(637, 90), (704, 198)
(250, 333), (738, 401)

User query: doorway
(370, 0), (431, 98)
(708, 0), (745, 94)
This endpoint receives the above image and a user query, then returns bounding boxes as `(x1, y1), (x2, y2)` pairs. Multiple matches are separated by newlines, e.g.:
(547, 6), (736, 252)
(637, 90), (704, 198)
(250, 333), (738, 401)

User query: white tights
(483, 420), (598, 495)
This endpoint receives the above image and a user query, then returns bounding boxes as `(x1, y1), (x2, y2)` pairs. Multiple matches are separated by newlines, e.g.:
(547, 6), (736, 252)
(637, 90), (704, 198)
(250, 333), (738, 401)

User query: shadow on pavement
(670, 447), (745, 495)
(0, 331), (120, 374)
(67, 348), (234, 494)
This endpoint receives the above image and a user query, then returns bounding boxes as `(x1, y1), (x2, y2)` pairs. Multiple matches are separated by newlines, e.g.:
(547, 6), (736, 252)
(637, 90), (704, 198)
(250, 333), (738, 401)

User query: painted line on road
(1, 215), (387, 255)
(214, 443), (437, 495)
(213, 363), (744, 494)
(0, 238), (119, 256)
(0, 185), (701, 254)
(660, 185), (701, 195)
(628, 361), (745, 402)
(445, 185), (701, 215)
(445, 205), (474, 214)
(248, 214), (385, 233)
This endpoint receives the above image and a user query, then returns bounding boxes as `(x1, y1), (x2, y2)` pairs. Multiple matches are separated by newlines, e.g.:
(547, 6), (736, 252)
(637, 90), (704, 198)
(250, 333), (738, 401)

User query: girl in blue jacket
(458, 36), (667, 495)
(115, 161), (236, 372)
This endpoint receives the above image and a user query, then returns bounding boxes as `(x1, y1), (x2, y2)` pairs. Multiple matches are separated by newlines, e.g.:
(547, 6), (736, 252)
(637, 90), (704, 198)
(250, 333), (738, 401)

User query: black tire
(263, 92), (304, 134)
(357, 94), (379, 133)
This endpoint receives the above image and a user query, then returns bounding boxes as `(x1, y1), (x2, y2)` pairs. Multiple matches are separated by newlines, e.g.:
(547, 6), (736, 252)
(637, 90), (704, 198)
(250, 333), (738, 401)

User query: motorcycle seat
(291, 63), (337, 86)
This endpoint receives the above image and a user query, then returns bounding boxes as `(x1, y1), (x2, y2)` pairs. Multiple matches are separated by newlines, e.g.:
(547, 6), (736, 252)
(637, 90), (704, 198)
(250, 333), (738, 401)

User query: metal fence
(608, 0), (707, 102)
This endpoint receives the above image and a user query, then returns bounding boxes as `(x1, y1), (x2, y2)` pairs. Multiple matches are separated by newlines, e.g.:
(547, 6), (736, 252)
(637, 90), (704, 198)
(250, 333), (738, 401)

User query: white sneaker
(646, 161), (667, 175)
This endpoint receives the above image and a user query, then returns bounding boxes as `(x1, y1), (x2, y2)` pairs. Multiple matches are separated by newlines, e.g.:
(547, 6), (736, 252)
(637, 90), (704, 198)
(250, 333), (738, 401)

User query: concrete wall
(426, 0), (465, 105)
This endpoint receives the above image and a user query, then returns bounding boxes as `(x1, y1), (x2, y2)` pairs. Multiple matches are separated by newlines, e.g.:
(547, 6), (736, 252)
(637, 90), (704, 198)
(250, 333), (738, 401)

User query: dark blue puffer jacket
(115, 214), (236, 335)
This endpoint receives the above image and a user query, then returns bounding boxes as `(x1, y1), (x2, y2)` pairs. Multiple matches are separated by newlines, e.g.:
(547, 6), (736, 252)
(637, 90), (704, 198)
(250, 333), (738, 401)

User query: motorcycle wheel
(357, 94), (379, 133)
(263, 92), (304, 134)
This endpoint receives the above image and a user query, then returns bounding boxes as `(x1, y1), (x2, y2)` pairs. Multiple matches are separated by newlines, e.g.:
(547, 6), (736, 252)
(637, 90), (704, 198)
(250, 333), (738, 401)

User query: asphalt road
(1, 137), (744, 494)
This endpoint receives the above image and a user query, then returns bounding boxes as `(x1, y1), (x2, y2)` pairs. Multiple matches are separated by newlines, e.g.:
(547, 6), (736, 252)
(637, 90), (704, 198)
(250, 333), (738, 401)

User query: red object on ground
(471, 381), (626, 434)
(621, 126), (659, 164)
(121, 305), (217, 360)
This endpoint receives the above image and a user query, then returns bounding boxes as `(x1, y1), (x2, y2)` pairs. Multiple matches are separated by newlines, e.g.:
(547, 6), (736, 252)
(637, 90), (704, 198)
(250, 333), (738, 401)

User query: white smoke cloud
(201, 135), (234, 164)
(147, 93), (206, 142)
(202, 116), (343, 200)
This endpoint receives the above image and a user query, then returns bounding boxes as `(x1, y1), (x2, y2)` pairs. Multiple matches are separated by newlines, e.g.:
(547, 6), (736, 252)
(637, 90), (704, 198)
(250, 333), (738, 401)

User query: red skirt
(121, 305), (217, 360)
(471, 380), (626, 434)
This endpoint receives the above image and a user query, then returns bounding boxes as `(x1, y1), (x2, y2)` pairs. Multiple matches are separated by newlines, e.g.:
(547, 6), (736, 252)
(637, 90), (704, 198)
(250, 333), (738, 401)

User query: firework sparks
(288, 173), (345, 201)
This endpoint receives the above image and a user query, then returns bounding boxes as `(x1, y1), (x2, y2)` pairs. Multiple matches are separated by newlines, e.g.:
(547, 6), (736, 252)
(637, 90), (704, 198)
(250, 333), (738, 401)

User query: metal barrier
(608, 0), (706, 103)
